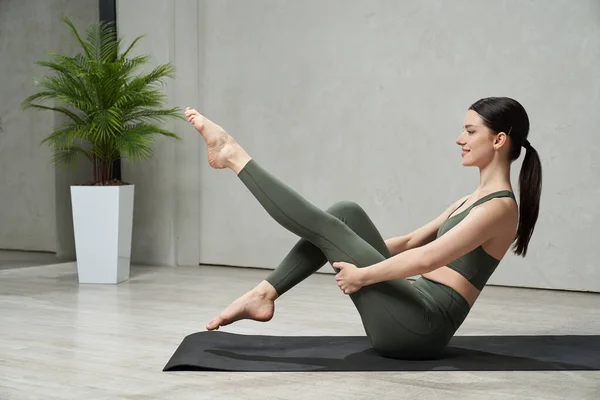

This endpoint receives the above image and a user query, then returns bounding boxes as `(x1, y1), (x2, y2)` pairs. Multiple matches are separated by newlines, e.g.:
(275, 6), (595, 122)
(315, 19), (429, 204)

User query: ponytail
(468, 96), (542, 256)
(513, 144), (542, 256)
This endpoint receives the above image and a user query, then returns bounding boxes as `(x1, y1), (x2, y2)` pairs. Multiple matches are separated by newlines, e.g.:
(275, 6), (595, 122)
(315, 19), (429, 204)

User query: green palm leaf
(41, 123), (82, 150)
(52, 146), (93, 166)
(22, 16), (183, 184)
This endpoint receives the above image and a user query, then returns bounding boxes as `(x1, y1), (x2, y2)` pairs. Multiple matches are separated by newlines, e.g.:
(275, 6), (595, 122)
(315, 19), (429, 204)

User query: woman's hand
(333, 262), (365, 295)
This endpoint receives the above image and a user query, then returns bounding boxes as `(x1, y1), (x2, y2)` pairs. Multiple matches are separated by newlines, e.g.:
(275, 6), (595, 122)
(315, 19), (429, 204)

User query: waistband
(412, 276), (470, 331)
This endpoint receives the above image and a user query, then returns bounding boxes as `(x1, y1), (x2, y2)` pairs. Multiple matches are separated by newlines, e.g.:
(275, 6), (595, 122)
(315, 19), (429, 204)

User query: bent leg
(266, 200), (391, 296)
(237, 160), (452, 357)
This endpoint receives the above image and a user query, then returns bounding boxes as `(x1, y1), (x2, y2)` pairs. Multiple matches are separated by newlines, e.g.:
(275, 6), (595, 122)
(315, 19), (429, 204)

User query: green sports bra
(436, 190), (516, 290)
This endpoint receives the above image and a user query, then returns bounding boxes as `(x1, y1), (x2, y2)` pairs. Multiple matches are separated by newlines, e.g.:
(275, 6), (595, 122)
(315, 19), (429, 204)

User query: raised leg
(183, 107), (387, 266)
(237, 159), (391, 267)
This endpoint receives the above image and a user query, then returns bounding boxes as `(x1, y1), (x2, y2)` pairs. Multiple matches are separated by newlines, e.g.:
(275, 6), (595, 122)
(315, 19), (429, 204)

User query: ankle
(230, 152), (252, 175)
(220, 137), (248, 170)
(254, 280), (278, 301)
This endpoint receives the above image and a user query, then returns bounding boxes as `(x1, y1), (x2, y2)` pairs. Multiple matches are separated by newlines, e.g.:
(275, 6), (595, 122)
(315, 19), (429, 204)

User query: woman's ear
(494, 132), (509, 150)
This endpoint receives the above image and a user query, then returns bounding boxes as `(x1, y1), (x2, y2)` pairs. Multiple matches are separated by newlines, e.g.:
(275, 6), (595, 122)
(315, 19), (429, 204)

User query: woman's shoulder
(469, 191), (519, 232)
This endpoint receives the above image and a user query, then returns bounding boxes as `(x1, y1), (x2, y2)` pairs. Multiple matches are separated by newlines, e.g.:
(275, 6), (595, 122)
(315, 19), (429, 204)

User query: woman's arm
(385, 195), (469, 256)
(362, 199), (515, 286)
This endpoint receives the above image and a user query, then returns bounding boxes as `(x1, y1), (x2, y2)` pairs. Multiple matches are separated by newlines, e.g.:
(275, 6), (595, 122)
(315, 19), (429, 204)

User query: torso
(422, 268), (481, 306)
(422, 191), (518, 307)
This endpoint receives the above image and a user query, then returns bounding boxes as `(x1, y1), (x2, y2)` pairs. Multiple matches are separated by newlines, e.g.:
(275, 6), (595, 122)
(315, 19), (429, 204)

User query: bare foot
(206, 282), (278, 331)
(184, 107), (238, 169)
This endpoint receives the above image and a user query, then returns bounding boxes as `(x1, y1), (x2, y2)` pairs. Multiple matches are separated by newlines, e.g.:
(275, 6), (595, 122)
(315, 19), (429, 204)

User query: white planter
(70, 184), (135, 284)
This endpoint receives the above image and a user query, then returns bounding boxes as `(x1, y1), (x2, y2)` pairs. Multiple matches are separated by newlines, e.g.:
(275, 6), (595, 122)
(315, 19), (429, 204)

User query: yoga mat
(163, 331), (600, 372)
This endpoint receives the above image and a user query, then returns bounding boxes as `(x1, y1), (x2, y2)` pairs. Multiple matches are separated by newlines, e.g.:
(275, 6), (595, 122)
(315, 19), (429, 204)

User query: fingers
(335, 266), (355, 295)
(336, 280), (351, 295)
(339, 286), (352, 295)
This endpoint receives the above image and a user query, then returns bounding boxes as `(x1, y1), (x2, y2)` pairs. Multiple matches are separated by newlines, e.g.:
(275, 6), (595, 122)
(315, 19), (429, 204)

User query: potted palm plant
(22, 16), (183, 284)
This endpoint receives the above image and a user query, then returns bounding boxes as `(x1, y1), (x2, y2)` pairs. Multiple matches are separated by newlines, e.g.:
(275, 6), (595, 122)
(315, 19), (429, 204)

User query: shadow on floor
(0, 250), (163, 284)
(0, 250), (74, 270)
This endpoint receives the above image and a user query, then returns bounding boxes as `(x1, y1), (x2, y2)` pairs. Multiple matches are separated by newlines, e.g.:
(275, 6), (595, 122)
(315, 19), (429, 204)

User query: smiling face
(456, 110), (509, 167)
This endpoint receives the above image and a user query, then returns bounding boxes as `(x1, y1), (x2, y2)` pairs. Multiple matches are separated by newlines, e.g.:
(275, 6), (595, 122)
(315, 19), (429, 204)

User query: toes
(206, 317), (220, 330)
(184, 107), (199, 118)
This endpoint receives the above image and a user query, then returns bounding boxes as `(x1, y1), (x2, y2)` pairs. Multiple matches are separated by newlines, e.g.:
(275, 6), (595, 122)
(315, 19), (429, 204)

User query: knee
(326, 200), (364, 215)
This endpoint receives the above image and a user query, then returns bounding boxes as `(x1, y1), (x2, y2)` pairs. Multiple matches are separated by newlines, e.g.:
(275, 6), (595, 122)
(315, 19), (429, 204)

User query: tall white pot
(70, 184), (135, 284)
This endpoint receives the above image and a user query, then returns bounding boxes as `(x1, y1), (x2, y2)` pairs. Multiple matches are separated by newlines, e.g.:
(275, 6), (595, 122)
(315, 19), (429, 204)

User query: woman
(184, 96), (542, 360)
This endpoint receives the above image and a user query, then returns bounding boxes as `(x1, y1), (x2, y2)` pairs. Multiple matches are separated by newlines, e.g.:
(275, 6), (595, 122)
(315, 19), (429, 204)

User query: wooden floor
(1, 262), (599, 400)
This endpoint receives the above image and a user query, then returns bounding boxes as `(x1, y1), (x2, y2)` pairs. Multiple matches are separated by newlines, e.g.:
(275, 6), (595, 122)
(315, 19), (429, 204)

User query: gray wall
(116, 0), (196, 266)
(2, 1), (597, 293)
(0, 0), (98, 253)
(115, 0), (600, 293)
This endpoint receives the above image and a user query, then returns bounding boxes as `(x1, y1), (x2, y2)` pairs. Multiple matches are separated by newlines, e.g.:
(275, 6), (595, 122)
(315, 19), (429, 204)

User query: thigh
(325, 202), (450, 357)
(327, 202), (453, 359)
(353, 280), (451, 359)
(317, 201), (389, 268)
(325, 201), (391, 259)
(324, 201), (419, 305)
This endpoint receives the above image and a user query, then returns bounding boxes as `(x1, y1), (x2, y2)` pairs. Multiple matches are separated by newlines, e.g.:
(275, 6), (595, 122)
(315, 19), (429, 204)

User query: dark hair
(469, 97), (542, 257)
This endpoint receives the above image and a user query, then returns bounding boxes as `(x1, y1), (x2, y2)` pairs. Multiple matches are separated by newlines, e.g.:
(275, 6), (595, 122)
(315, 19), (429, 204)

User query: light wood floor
(1, 262), (599, 400)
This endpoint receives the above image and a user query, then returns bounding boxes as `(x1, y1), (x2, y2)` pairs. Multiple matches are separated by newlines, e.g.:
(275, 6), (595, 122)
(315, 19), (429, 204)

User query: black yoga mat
(163, 331), (600, 372)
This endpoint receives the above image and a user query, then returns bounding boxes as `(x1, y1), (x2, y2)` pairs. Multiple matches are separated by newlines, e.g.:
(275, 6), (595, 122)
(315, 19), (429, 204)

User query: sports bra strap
(449, 190), (515, 218)
(470, 190), (515, 208)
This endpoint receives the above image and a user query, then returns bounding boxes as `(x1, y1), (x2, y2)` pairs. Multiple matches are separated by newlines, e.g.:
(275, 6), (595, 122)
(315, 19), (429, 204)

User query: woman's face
(456, 110), (501, 167)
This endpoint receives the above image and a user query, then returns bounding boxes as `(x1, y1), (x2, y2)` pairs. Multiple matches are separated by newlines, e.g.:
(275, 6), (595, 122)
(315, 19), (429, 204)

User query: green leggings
(238, 159), (470, 359)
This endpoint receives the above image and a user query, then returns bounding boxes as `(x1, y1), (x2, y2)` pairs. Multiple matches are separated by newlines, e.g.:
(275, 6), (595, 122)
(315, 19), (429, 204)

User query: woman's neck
(477, 159), (512, 193)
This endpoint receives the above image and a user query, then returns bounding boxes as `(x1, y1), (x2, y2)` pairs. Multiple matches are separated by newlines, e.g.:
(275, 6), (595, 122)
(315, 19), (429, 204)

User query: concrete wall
(113, 0), (600, 293)
(3, 0), (597, 292)
(116, 0), (199, 266)
(0, 0), (98, 253)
